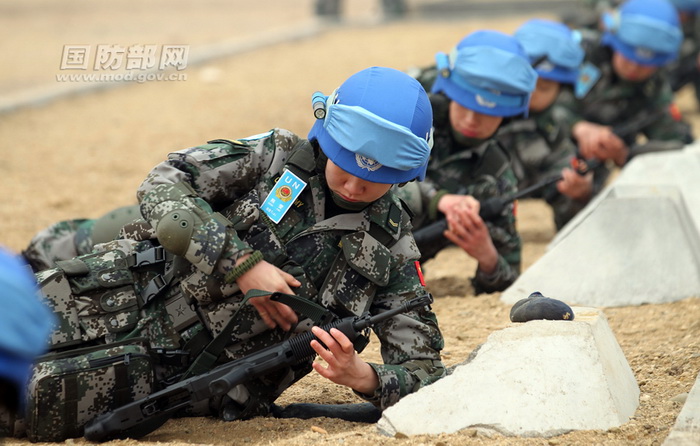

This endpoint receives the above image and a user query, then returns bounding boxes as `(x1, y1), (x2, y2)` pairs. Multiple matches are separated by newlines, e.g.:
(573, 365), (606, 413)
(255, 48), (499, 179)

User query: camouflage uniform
(22, 205), (141, 272)
(398, 92), (522, 294)
(556, 31), (693, 158)
(26, 128), (444, 438)
(495, 102), (610, 230)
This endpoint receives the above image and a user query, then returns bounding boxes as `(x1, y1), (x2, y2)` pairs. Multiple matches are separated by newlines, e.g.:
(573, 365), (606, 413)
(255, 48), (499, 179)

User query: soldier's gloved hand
(310, 326), (379, 395)
(235, 258), (300, 331)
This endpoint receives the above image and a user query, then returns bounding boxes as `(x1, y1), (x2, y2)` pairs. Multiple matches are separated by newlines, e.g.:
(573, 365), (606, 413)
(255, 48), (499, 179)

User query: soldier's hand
(310, 326), (379, 395)
(557, 166), (593, 201)
(574, 121), (628, 165)
(236, 259), (300, 331)
(441, 196), (499, 273)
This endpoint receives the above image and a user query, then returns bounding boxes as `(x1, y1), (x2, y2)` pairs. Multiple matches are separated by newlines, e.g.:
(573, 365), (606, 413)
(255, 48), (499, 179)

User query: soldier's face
(612, 52), (658, 82)
(529, 78), (561, 113)
(325, 159), (392, 203)
(448, 101), (503, 139)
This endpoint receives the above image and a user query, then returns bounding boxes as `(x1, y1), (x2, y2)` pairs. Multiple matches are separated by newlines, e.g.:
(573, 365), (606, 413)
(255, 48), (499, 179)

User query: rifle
(83, 292), (434, 442)
(413, 104), (669, 261)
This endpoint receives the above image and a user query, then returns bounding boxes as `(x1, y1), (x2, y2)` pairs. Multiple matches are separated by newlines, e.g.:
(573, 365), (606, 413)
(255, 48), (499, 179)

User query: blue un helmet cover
(431, 30), (538, 117)
(668, 0), (700, 12)
(514, 18), (585, 84)
(602, 0), (683, 66)
(0, 248), (55, 407)
(308, 67), (433, 184)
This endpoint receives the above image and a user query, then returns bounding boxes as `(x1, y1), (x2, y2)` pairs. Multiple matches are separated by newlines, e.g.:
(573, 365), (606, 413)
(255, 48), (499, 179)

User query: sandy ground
(2, 3), (700, 446)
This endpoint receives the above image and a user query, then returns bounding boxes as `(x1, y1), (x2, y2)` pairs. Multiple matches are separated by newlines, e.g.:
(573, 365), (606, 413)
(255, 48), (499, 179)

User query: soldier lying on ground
(400, 30), (537, 294)
(557, 0), (694, 168)
(496, 18), (608, 230)
(2, 67), (445, 442)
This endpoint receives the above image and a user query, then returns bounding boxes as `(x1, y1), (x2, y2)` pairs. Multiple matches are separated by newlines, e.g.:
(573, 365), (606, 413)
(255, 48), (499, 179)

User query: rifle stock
(83, 292), (433, 442)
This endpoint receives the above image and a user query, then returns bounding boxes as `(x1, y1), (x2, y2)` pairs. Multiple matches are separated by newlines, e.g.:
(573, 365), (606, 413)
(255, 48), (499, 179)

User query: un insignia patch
(635, 47), (654, 62)
(575, 62), (601, 99)
(476, 94), (497, 108)
(355, 154), (382, 171)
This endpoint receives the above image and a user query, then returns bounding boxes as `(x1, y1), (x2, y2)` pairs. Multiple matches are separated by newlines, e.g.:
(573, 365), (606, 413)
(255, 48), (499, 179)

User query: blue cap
(0, 248), (55, 406)
(514, 19), (585, 84)
(308, 67), (433, 184)
(602, 0), (682, 66)
(431, 30), (537, 117)
(669, 0), (700, 12)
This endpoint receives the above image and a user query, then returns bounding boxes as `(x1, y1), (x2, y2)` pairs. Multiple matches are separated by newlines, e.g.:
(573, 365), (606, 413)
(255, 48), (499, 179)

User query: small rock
(311, 425), (328, 434)
(394, 432), (409, 439)
(463, 428), (478, 437)
(671, 392), (689, 403)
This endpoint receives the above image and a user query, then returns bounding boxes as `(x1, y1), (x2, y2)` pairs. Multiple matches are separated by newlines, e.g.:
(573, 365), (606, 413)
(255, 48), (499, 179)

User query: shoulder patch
(575, 62), (601, 99)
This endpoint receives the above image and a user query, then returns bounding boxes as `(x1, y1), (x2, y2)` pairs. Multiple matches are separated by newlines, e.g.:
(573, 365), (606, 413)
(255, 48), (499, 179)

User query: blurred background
(0, 0), (578, 109)
(2, 0), (693, 254)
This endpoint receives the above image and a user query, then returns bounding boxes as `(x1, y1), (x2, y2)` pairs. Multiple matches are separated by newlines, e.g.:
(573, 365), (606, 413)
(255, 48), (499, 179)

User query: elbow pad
(148, 182), (233, 275)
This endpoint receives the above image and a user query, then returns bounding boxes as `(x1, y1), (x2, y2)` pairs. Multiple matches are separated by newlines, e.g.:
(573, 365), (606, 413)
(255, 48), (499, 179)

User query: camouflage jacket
(495, 102), (610, 229)
(135, 128), (445, 409)
(556, 32), (693, 155)
(398, 93), (521, 294)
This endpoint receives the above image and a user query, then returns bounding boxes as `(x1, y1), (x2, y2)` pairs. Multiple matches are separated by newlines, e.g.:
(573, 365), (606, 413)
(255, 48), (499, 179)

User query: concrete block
(377, 308), (639, 438)
(502, 184), (700, 307)
(663, 372), (700, 446)
(552, 148), (700, 249)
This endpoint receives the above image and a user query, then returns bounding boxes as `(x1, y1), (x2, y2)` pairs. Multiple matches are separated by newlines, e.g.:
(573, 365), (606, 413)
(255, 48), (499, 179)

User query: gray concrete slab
(551, 144), (700, 249)
(377, 307), (639, 437)
(502, 148), (700, 308)
(664, 372), (700, 445)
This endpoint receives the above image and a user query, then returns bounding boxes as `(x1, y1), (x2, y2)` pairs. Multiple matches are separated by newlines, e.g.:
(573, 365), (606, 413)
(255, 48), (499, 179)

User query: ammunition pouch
(38, 242), (177, 350)
(23, 338), (155, 442)
(319, 231), (392, 317)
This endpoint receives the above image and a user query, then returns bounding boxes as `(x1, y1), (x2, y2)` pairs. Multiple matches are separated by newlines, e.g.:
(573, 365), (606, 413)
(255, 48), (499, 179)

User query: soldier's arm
(471, 169), (521, 294)
(353, 260), (445, 410)
(136, 129), (299, 275)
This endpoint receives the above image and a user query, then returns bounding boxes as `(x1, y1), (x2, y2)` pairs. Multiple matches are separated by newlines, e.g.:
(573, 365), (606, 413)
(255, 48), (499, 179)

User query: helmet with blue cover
(515, 18), (585, 85)
(308, 66), (433, 184)
(602, 0), (683, 66)
(0, 248), (54, 410)
(431, 30), (538, 117)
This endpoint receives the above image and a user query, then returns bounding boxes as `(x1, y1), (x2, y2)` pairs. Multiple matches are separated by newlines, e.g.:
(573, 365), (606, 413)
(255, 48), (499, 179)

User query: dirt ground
(2, 8), (700, 446)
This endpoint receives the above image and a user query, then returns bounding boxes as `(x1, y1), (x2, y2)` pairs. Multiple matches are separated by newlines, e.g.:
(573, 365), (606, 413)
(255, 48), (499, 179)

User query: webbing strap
(180, 290), (258, 379)
(270, 292), (334, 326)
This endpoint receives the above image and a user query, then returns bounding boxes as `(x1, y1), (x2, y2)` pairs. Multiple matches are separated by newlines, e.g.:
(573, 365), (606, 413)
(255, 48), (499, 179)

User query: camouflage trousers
(2, 239), (310, 441)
